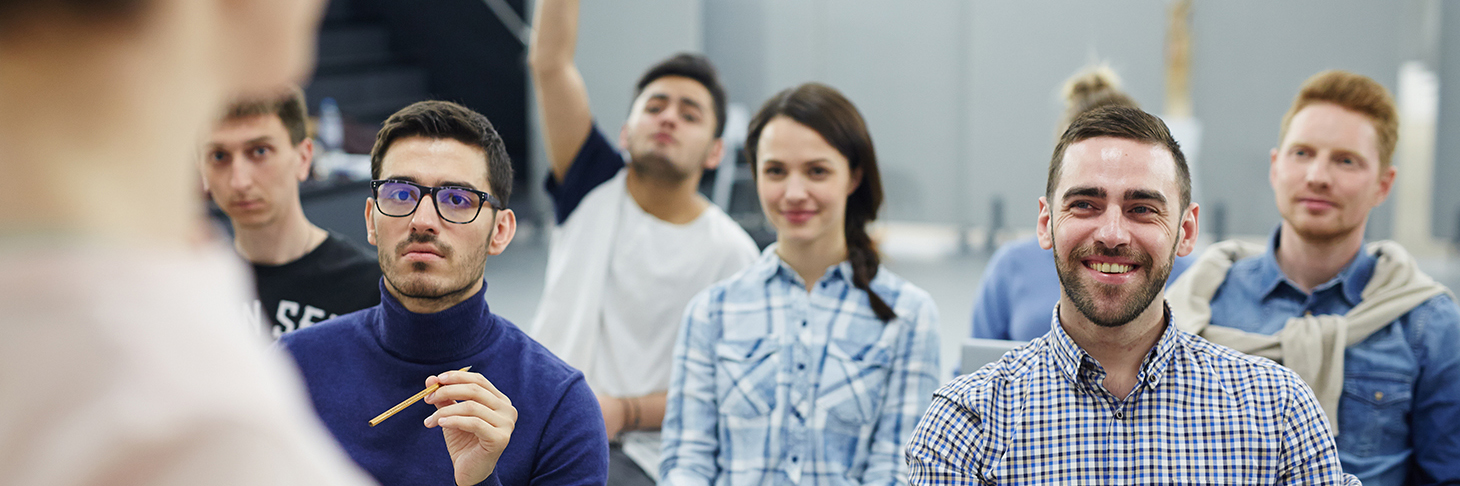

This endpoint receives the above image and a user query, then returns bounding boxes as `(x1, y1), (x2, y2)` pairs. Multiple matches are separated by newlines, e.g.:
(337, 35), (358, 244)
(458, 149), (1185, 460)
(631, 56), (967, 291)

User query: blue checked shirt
(906, 306), (1359, 485)
(661, 246), (941, 486)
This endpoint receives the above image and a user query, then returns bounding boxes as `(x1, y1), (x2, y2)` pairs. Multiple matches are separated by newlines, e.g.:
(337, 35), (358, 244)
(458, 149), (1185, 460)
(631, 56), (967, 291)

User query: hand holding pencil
(419, 368), (517, 486)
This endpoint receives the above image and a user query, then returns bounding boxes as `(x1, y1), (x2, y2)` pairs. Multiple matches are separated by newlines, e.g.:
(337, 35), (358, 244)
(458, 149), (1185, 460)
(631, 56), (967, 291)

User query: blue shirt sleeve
(1407, 294), (1460, 484)
(970, 244), (1017, 341)
(545, 124), (625, 225)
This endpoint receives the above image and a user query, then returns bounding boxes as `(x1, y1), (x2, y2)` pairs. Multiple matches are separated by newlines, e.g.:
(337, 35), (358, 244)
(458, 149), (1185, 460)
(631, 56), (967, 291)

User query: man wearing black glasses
(278, 100), (609, 486)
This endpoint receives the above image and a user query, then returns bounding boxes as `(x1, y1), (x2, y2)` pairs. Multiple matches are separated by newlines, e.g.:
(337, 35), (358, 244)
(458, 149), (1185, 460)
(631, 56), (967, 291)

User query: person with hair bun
(660, 83), (940, 486)
(969, 66), (1194, 343)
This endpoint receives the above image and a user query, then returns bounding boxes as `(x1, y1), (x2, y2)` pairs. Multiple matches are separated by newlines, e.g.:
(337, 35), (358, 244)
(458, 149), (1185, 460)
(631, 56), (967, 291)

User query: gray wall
(1438, 0), (1460, 243)
(558, 0), (1450, 239)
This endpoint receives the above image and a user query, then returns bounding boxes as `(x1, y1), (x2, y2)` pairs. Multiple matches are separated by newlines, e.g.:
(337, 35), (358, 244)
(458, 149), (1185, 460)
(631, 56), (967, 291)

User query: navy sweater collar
(373, 280), (496, 363)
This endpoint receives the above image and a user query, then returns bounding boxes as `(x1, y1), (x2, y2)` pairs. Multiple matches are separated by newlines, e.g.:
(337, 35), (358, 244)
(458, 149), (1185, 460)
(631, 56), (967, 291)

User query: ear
(1374, 164), (1397, 204)
(1268, 147), (1279, 184)
(1036, 196), (1054, 250)
(847, 167), (864, 196)
(364, 197), (378, 246)
(295, 138), (315, 182)
(619, 124), (630, 151)
(1175, 202), (1200, 257)
(486, 209), (517, 256)
(702, 138), (727, 170)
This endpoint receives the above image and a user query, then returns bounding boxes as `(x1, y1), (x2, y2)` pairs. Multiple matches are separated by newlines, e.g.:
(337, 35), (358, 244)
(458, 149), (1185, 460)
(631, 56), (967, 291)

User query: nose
(228, 158), (254, 191)
(407, 194), (444, 235)
(1091, 209), (1132, 249)
(783, 173), (809, 202)
(1304, 156), (1332, 188)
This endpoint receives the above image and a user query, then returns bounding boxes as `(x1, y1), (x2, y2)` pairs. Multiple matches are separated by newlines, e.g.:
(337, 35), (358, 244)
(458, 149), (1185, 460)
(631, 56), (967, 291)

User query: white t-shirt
(596, 187), (760, 397)
(0, 242), (374, 486)
(531, 170), (758, 477)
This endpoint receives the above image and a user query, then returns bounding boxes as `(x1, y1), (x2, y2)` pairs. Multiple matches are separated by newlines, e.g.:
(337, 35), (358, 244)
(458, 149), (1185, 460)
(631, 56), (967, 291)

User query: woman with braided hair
(660, 82), (940, 486)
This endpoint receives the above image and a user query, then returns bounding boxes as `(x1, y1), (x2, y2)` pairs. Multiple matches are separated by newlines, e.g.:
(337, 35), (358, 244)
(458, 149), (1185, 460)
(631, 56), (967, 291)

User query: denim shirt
(661, 246), (941, 486)
(1208, 229), (1460, 486)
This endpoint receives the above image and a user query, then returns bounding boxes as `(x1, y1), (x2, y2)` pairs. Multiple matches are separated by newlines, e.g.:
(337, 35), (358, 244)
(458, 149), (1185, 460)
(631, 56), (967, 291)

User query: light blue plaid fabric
(662, 246), (940, 486)
(906, 306), (1359, 485)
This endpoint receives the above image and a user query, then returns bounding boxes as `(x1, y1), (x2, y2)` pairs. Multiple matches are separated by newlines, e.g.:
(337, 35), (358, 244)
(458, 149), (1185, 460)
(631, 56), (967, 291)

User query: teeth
(1093, 262), (1133, 274)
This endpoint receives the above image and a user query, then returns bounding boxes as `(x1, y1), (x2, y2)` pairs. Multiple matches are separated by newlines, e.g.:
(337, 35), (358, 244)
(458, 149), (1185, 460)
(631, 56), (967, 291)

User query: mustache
(1068, 242), (1149, 265)
(394, 232), (451, 257)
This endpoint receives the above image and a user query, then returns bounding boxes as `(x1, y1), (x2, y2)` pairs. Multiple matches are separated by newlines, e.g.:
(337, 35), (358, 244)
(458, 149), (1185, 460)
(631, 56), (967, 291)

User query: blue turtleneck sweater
(278, 281), (608, 486)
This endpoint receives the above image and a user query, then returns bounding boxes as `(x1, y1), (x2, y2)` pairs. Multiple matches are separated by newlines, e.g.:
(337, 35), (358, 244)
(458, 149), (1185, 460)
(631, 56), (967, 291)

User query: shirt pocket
(1337, 372), (1413, 457)
(821, 337), (895, 431)
(715, 338), (781, 418)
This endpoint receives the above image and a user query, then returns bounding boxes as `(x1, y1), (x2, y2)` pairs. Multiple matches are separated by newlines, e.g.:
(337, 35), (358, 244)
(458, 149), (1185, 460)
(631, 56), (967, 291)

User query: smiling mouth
(1085, 261), (1134, 274)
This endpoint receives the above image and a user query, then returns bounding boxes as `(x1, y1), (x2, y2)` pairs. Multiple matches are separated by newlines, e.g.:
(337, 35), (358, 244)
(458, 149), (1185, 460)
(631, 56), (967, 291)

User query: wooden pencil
(368, 366), (472, 427)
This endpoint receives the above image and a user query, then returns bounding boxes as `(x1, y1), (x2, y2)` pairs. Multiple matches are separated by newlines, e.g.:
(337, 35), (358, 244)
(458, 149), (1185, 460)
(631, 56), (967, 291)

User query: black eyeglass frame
(370, 179), (504, 224)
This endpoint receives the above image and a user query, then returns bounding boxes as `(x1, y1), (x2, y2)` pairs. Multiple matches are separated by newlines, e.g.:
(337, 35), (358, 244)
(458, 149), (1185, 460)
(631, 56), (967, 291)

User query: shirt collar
(753, 243), (854, 288)
(1256, 226), (1375, 306)
(1046, 303), (1183, 390)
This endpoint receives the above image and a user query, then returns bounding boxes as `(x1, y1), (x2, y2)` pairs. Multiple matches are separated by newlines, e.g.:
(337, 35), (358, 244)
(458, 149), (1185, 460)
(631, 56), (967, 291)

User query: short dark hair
(371, 100), (513, 206)
(635, 53), (728, 138)
(222, 86), (309, 145)
(1046, 106), (1190, 210)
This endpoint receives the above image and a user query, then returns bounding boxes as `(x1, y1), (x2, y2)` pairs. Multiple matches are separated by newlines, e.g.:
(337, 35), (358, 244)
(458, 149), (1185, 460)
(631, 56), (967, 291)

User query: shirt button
(1374, 391), (1384, 401)
(797, 363), (805, 370)
(1113, 410), (1124, 420)
(791, 456), (799, 462)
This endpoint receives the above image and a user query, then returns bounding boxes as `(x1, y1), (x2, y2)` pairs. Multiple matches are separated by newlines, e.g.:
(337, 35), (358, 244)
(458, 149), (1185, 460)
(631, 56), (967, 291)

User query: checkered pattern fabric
(906, 306), (1359, 485)
(662, 247), (941, 486)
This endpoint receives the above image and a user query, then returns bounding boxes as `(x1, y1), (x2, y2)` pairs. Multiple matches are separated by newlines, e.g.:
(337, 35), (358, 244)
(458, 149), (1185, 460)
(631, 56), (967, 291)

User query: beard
(380, 230), (488, 301)
(628, 150), (693, 182)
(1053, 237), (1174, 328)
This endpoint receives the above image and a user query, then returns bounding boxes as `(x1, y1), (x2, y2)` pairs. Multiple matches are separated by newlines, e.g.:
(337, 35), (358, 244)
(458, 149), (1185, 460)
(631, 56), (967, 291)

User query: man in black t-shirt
(201, 88), (381, 337)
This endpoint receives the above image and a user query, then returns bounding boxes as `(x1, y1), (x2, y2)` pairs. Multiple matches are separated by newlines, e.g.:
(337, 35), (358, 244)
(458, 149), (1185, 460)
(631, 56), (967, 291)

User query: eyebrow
(1061, 186), (1106, 201)
(382, 175), (483, 192)
(207, 136), (273, 150)
(648, 93), (704, 112)
(1124, 189), (1167, 205)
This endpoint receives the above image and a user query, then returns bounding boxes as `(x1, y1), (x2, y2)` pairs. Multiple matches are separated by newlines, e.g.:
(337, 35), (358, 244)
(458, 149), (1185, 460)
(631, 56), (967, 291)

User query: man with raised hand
(528, 1), (758, 484)
(1167, 70), (1460, 485)
(278, 101), (607, 486)
(906, 106), (1356, 485)
(203, 88), (381, 337)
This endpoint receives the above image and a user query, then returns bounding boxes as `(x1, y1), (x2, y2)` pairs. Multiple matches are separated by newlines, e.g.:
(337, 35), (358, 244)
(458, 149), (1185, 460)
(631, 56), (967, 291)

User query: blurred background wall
(303, 0), (1460, 252)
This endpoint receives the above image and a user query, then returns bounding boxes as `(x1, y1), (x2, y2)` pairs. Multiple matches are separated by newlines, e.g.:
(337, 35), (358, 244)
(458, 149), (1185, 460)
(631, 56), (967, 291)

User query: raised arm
(528, 0), (594, 183)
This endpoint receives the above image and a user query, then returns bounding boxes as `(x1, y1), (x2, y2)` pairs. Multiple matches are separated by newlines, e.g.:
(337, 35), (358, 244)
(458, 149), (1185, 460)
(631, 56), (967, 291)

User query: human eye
(762, 165), (786, 177)
(808, 166), (830, 178)
(250, 146), (271, 159)
(441, 189), (478, 209)
(209, 150), (229, 163)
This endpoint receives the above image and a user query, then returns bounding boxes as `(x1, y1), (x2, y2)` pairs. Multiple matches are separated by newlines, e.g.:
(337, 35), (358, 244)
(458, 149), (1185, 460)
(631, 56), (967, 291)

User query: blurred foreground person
(971, 66), (1193, 342)
(203, 88), (381, 337)
(0, 0), (372, 484)
(528, 0), (758, 483)
(1168, 70), (1460, 485)
(660, 83), (940, 486)
(907, 106), (1357, 484)
(278, 101), (608, 486)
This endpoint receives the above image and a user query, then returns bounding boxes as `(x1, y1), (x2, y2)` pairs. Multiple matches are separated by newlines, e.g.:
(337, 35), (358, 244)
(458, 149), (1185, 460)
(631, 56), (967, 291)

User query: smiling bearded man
(906, 106), (1358, 485)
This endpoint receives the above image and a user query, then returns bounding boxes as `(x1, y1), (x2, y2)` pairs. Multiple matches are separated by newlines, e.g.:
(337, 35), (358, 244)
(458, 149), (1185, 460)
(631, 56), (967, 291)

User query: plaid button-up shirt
(661, 246), (941, 486)
(906, 306), (1358, 485)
